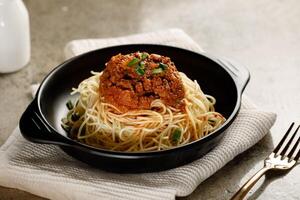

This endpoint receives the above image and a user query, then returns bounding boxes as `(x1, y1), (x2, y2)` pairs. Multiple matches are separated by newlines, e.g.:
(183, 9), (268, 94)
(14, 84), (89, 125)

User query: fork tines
(273, 122), (300, 161)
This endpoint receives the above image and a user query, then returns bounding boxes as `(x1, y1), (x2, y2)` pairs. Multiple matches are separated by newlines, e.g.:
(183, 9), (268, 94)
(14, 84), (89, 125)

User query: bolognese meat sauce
(100, 52), (185, 112)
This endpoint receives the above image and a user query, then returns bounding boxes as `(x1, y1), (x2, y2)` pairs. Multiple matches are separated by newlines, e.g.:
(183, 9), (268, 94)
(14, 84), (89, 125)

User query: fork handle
(230, 166), (270, 200)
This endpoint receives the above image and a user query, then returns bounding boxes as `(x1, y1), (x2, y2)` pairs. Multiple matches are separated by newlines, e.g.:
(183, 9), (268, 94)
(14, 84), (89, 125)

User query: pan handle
(19, 99), (73, 146)
(216, 58), (250, 93)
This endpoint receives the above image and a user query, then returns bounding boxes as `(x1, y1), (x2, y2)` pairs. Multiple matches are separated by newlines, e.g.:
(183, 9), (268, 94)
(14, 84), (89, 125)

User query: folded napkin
(0, 29), (276, 200)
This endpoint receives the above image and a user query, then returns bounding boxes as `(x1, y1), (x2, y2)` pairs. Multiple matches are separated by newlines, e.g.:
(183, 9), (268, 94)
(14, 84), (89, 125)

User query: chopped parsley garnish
(208, 119), (215, 123)
(135, 67), (145, 75)
(61, 117), (68, 124)
(152, 68), (164, 74)
(127, 58), (140, 66)
(61, 124), (71, 132)
(71, 112), (80, 121)
(141, 53), (148, 60)
(152, 62), (168, 74)
(66, 100), (73, 110)
(139, 61), (145, 69)
(172, 129), (181, 142)
(159, 62), (168, 70)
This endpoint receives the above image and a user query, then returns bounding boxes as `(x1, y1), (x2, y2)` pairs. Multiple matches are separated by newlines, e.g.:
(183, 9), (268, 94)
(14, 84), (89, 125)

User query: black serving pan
(19, 44), (249, 173)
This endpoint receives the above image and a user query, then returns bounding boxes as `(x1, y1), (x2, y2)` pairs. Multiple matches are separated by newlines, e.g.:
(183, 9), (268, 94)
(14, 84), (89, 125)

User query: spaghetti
(62, 71), (225, 152)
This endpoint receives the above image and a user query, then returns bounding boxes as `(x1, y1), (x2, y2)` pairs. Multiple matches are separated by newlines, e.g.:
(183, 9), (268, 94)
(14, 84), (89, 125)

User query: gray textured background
(1, 0), (300, 199)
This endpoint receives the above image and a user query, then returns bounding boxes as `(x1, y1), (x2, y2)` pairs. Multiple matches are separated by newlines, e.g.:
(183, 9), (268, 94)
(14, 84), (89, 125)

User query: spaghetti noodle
(62, 71), (225, 152)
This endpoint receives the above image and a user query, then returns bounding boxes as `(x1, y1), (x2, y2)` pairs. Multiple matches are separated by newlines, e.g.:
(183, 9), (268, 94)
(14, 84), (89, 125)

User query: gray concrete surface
(1, 0), (300, 199)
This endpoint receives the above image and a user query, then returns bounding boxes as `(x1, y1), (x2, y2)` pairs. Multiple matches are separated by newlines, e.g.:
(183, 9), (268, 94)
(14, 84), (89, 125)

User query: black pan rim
(34, 44), (245, 157)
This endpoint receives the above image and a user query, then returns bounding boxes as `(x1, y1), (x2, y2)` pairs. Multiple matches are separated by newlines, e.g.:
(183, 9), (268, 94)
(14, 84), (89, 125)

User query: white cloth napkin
(0, 29), (276, 200)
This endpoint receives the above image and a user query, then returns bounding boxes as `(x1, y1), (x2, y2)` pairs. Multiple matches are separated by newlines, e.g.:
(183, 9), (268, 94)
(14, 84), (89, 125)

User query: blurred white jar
(0, 0), (30, 73)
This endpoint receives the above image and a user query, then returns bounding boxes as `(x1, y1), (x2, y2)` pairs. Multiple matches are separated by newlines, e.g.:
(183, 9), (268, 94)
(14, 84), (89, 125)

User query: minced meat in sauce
(99, 52), (185, 112)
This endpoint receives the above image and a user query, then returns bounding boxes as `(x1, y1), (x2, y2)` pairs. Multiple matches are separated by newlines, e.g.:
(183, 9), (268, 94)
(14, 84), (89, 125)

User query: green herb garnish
(66, 100), (73, 110)
(158, 62), (168, 70)
(172, 129), (181, 142)
(141, 53), (148, 60)
(61, 117), (68, 124)
(67, 111), (72, 121)
(152, 68), (164, 74)
(139, 61), (145, 69)
(127, 58), (140, 66)
(208, 119), (215, 123)
(71, 112), (80, 121)
(61, 124), (71, 132)
(152, 62), (168, 74)
(135, 67), (145, 75)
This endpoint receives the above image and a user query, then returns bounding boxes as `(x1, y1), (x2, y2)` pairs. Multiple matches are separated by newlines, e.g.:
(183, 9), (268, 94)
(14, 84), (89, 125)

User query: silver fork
(231, 122), (300, 200)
